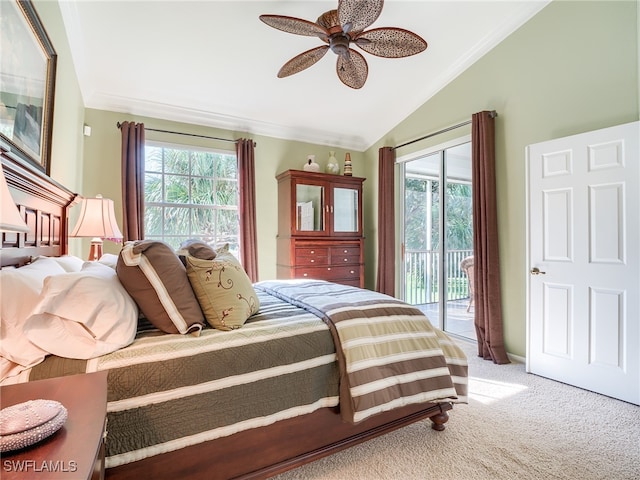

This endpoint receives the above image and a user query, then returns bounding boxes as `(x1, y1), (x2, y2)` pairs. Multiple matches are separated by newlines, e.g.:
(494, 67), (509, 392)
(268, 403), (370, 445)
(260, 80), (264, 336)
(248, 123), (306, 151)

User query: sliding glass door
(400, 139), (475, 340)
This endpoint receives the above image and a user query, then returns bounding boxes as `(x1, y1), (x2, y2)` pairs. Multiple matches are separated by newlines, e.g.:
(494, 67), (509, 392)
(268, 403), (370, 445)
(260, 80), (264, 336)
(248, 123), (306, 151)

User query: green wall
(33, 1), (84, 202)
(81, 109), (366, 277)
(363, 0), (639, 356)
(33, 0), (85, 223)
(35, 1), (638, 357)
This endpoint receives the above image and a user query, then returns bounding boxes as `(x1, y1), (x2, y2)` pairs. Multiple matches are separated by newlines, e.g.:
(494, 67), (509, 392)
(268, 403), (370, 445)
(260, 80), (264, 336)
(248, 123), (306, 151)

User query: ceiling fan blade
(354, 27), (427, 58)
(259, 14), (329, 39)
(338, 0), (383, 34)
(336, 48), (368, 89)
(278, 46), (330, 78)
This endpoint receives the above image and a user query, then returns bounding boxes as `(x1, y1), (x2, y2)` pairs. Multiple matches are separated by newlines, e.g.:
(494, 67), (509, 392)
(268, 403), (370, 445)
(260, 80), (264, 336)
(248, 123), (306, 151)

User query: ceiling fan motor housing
(329, 34), (350, 56)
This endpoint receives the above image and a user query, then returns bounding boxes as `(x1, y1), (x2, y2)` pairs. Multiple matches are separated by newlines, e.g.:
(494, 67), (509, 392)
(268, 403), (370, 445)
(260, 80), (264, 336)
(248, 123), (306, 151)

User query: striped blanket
(21, 281), (467, 468)
(26, 288), (339, 468)
(255, 280), (468, 423)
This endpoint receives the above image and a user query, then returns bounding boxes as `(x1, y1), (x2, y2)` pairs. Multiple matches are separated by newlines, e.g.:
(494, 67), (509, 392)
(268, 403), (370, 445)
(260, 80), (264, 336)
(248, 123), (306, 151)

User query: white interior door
(526, 121), (639, 405)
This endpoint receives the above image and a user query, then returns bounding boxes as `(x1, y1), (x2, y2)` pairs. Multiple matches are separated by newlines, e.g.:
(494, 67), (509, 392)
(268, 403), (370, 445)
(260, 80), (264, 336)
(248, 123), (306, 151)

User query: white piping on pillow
(120, 244), (202, 335)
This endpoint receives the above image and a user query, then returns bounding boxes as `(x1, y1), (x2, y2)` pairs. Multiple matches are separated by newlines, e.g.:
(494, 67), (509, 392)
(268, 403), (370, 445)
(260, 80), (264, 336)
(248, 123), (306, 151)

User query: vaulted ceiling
(59, 1), (549, 151)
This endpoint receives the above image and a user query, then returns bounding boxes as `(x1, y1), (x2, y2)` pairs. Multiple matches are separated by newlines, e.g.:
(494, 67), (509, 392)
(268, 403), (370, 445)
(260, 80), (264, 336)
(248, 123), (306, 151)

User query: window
(144, 142), (239, 254)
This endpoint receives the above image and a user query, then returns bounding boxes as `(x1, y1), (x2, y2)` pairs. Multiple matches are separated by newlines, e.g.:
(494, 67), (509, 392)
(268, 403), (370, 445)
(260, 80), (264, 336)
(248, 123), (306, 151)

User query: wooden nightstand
(1, 371), (108, 480)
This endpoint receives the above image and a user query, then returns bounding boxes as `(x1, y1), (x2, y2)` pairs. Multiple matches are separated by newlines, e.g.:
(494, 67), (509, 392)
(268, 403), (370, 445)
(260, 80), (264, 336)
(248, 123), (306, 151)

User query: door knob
(530, 267), (546, 275)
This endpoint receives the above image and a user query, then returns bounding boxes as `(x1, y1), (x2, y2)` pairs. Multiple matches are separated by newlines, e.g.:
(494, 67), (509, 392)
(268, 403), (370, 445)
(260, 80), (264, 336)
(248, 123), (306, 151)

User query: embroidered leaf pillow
(185, 252), (260, 331)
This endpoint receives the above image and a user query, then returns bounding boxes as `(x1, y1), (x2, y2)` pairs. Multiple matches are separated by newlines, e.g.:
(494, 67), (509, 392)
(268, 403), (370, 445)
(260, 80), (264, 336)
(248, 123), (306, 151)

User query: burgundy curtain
(471, 111), (510, 364)
(376, 146), (396, 296)
(237, 138), (259, 282)
(120, 121), (145, 242)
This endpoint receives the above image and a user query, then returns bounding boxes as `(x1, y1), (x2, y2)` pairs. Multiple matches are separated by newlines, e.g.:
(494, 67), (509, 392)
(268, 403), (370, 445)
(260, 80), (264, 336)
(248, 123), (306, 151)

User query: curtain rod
(392, 110), (497, 151)
(116, 122), (256, 146)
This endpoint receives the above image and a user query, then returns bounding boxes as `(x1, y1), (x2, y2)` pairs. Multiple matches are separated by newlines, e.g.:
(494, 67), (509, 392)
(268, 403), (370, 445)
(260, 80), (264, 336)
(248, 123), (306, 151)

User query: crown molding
(85, 94), (370, 152)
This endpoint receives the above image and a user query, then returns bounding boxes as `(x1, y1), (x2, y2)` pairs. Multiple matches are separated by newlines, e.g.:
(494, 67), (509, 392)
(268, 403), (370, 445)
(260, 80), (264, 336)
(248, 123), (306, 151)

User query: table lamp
(70, 194), (123, 260)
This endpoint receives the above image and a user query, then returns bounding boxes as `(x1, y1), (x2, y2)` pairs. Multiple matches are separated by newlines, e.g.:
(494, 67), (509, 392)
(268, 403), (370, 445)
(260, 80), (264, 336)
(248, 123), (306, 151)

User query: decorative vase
(326, 151), (339, 174)
(343, 153), (352, 176)
(303, 155), (320, 172)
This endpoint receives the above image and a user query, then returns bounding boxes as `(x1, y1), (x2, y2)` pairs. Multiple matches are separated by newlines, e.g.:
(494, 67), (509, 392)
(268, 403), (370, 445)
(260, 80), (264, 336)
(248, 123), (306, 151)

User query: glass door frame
(397, 134), (471, 333)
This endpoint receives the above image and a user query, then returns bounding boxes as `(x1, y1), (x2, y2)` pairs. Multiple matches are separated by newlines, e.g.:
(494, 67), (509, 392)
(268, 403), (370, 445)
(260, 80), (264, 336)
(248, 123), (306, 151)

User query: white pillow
(24, 262), (138, 359)
(48, 255), (85, 272)
(98, 253), (119, 269)
(0, 257), (66, 372)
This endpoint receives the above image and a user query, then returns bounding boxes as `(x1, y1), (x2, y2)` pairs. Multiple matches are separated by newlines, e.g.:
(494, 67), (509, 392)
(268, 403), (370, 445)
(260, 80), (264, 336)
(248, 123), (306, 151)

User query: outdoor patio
(404, 248), (476, 341)
(417, 299), (476, 341)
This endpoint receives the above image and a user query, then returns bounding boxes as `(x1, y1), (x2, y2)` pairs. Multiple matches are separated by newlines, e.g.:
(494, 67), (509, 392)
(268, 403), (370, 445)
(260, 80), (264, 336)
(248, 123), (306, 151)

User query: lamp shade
(71, 194), (122, 261)
(70, 195), (123, 240)
(0, 162), (29, 233)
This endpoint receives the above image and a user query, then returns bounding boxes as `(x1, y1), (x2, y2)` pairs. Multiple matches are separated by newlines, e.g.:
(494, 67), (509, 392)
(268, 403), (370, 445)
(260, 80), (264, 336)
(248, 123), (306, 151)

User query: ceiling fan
(259, 0), (428, 89)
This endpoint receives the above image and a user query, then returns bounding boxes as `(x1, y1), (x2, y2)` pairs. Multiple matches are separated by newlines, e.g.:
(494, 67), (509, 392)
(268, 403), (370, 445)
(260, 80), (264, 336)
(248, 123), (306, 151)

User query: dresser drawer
(278, 236), (364, 289)
(329, 245), (360, 266)
(330, 246), (360, 258)
(295, 265), (361, 281)
(295, 248), (329, 266)
(296, 246), (329, 257)
(331, 254), (360, 265)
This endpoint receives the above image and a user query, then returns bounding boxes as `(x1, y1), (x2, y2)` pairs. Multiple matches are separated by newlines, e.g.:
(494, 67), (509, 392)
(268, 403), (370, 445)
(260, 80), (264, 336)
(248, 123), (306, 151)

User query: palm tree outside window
(143, 142), (239, 256)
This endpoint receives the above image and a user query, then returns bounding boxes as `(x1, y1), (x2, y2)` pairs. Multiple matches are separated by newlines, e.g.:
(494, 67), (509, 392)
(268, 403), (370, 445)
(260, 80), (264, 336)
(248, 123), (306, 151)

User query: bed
(0, 149), (468, 480)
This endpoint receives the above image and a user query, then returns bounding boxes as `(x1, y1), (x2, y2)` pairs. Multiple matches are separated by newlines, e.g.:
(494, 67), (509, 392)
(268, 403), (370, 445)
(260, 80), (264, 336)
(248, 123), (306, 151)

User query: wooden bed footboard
(106, 402), (452, 480)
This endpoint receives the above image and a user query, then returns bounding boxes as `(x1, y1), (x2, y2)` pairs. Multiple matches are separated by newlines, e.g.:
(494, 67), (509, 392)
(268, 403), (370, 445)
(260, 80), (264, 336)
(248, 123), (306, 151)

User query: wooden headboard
(1, 145), (77, 267)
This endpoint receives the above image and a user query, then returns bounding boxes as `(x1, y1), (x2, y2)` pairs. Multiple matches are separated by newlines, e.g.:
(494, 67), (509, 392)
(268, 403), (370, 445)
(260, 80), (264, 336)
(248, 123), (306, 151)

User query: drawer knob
(303, 273), (308, 277)
(327, 267), (331, 271)
(311, 259), (315, 263)
(350, 270), (355, 274)
(310, 250), (315, 254)
(344, 250), (348, 253)
(344, 258), (348, 262)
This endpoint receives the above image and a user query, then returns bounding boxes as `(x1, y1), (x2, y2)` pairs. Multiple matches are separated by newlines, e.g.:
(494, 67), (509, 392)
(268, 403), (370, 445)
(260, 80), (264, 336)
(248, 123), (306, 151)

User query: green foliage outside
(404, 176), (473, 304)
(144, 145), (239, 253)
(405, 178), (472, 251)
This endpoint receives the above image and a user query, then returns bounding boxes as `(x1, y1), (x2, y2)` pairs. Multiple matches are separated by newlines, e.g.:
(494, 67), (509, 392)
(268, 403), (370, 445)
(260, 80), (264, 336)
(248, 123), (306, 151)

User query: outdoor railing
(404, 249), (473, 305)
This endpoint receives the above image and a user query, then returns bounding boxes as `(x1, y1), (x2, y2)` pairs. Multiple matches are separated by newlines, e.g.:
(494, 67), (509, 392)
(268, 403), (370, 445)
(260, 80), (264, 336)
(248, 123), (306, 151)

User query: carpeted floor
(272, 339), (639, 480)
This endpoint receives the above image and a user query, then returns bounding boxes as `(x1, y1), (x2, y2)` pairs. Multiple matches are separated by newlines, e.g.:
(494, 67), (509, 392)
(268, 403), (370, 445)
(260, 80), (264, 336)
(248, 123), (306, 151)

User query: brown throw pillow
(185, 251), (260, 331)
(117, 241), (204, 335)
(176, 239), (217, 266)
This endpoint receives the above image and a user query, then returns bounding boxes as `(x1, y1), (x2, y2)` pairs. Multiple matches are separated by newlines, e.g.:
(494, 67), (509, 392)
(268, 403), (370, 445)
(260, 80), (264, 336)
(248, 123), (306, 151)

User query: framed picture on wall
(0, 0), (57, 175)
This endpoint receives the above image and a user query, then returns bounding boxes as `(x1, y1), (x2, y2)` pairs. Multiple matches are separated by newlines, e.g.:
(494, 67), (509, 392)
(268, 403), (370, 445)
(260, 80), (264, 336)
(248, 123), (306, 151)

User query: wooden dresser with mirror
(276, 169), (365, 288)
